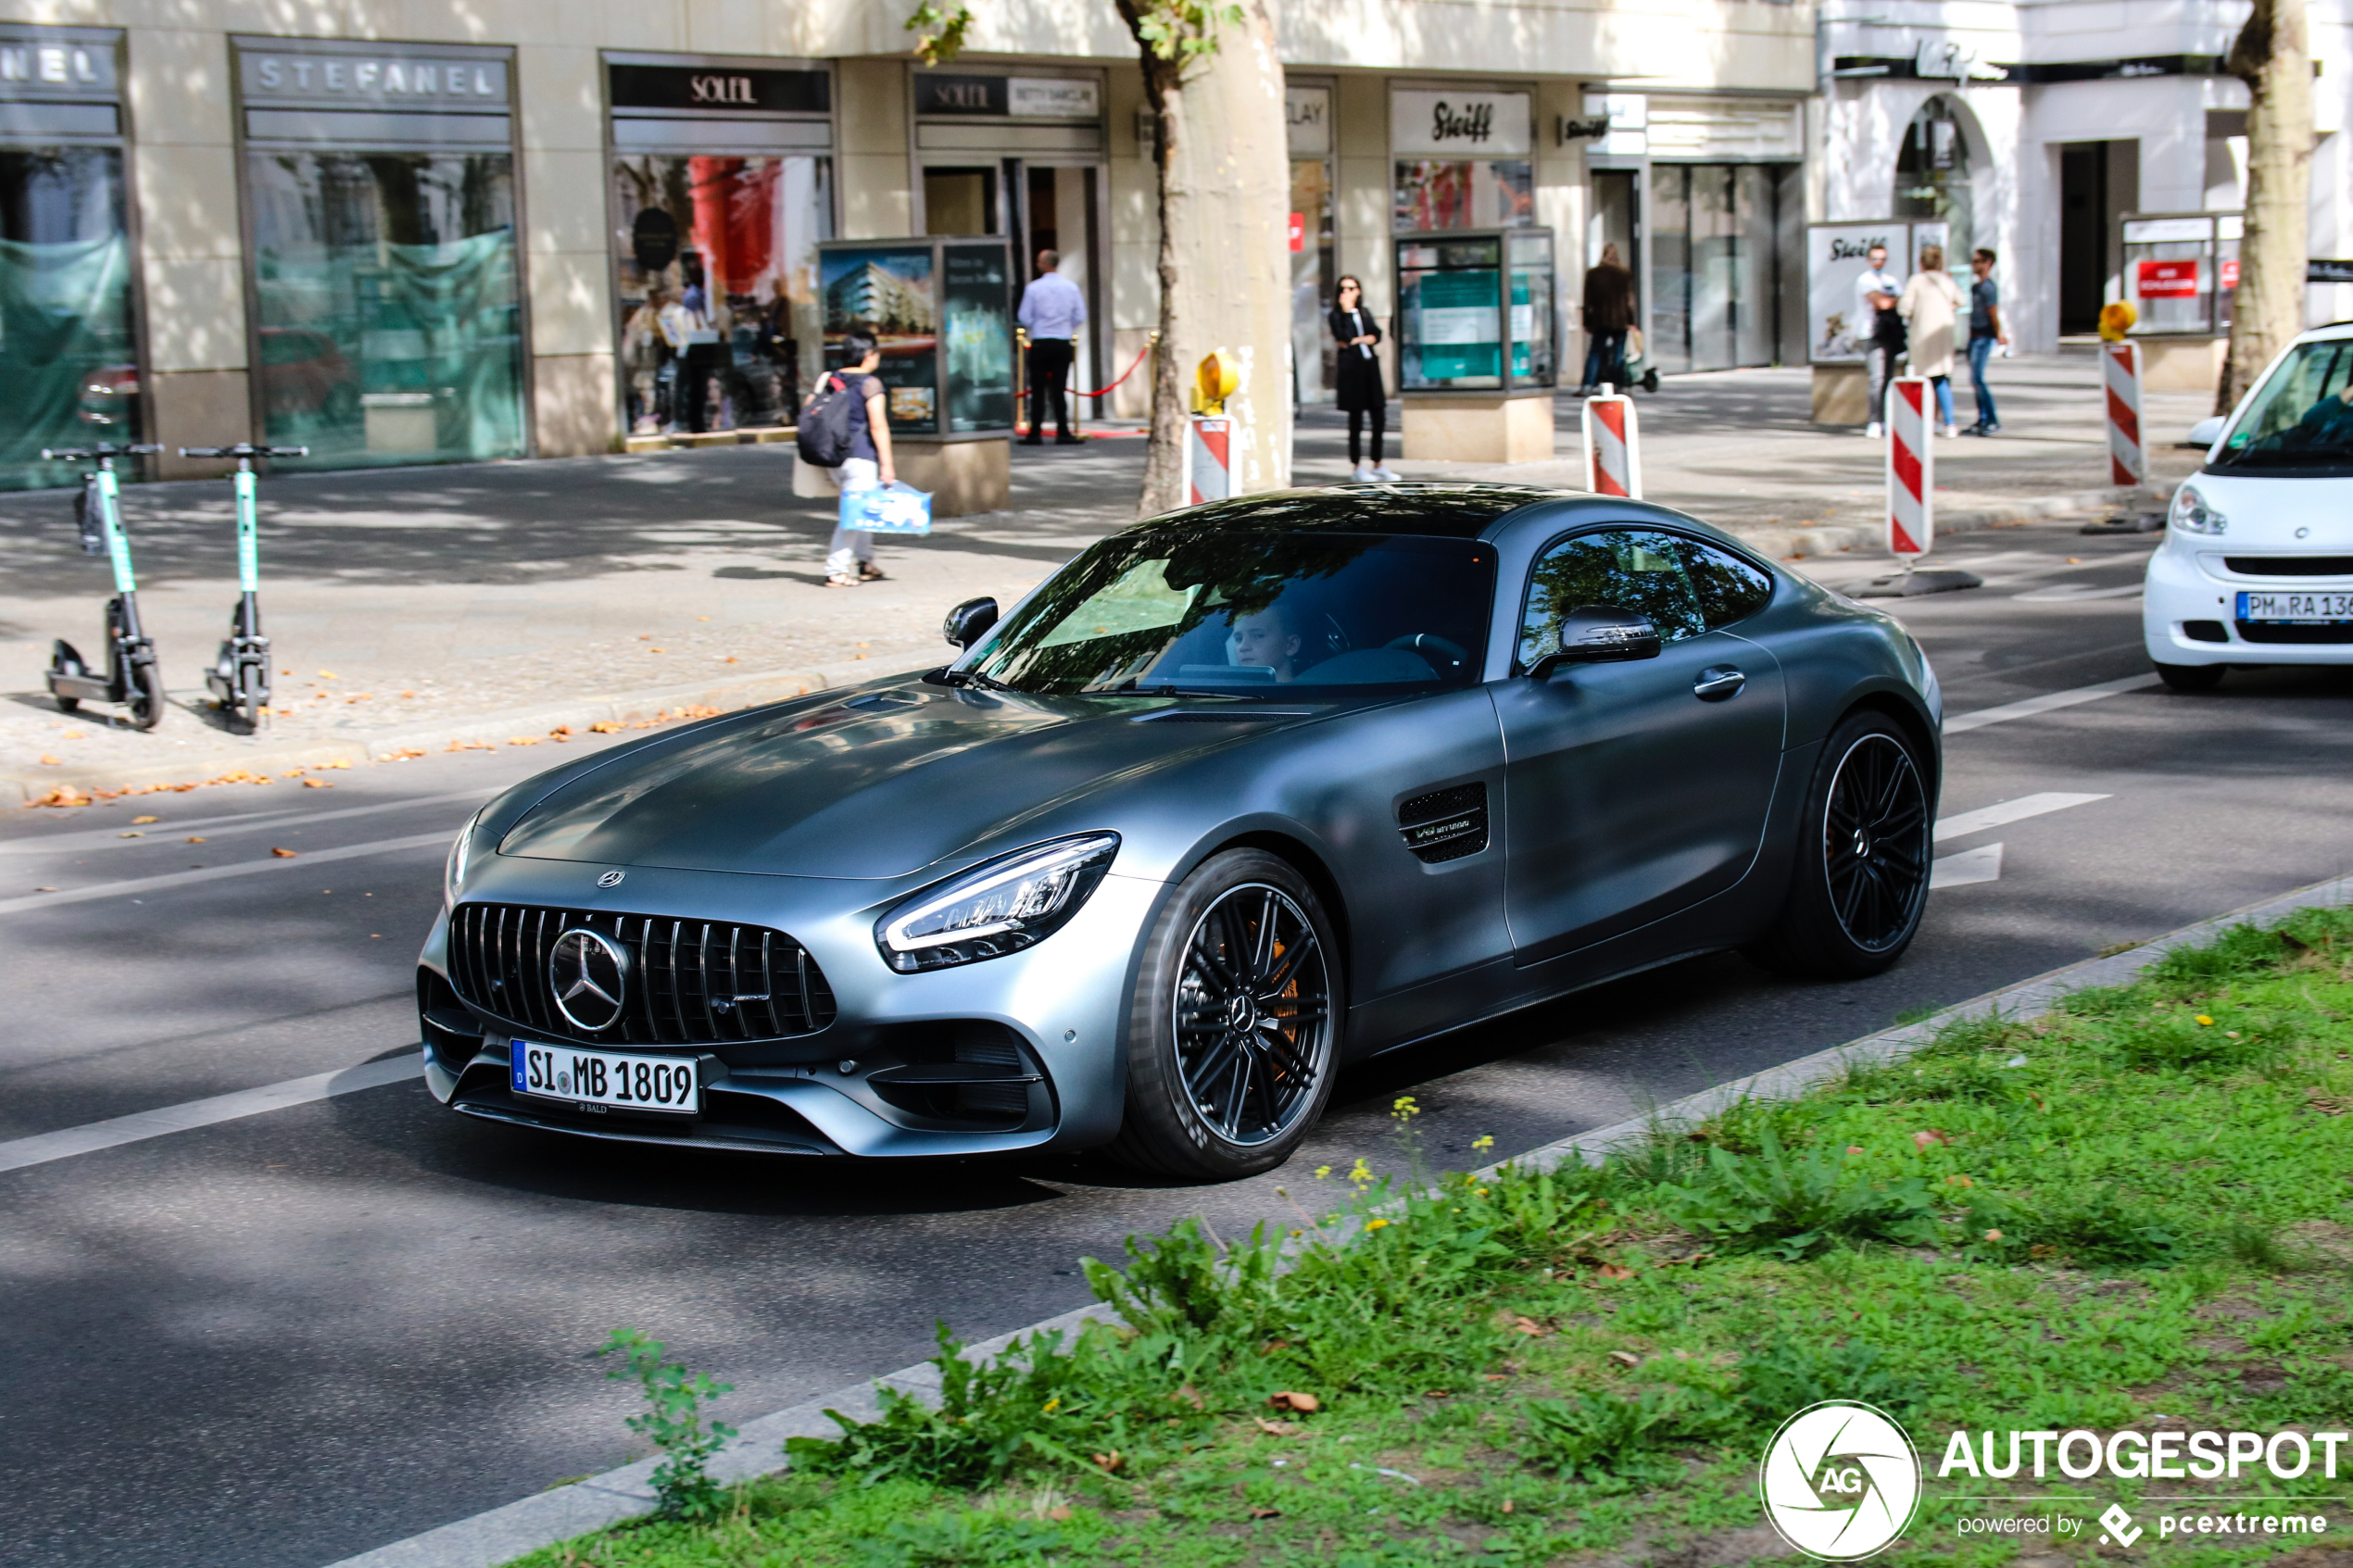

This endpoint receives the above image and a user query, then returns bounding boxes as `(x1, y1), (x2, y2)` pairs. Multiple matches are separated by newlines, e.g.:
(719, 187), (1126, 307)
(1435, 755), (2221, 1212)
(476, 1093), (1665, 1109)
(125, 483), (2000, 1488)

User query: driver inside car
(1226, 604), (1303, 682)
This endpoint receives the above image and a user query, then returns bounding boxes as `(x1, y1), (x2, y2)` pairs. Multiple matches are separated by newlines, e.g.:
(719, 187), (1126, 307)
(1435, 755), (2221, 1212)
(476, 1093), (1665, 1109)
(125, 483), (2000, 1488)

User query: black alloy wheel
(1174, 884), (1330, 1148)
(1746, 711), (1931, 979)
(1821, 732), (1930, 952)
(1109, 849), (1341, 1180)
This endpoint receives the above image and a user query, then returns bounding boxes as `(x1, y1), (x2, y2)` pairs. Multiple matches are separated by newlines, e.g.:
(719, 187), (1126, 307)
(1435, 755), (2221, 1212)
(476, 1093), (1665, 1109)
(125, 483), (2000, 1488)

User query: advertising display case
(815, 234), (1013, 515)
(1394, 227), (1554, 393)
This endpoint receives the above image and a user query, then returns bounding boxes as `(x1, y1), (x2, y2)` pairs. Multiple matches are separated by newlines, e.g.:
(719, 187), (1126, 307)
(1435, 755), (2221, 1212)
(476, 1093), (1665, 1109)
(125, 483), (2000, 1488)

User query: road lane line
(1934, 792), (2109, 844)
(1930, 842), (2004, 888)
(0, 788), (486, 855)
(0, 1054), (422, 1176)
(1943, 673), (2159, 734)
(0, 830), (453, 915)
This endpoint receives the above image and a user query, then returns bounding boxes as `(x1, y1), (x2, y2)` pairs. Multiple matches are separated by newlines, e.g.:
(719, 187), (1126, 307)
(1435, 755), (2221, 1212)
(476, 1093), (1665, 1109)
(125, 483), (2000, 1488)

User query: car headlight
(875, 834), (1119, 972)
(445, 809), (484, 907)
(2170, 484), (2227, 535)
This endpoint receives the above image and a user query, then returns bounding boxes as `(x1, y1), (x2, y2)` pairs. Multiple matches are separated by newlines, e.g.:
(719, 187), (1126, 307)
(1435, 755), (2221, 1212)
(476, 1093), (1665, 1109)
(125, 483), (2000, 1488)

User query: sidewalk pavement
(0, 351), (2208, 802)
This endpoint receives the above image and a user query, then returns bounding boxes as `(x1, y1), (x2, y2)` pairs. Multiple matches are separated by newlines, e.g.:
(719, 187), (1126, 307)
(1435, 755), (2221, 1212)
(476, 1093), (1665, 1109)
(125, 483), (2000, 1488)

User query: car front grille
(447, 903), (837, 1045)
(2225, 556), (2353, 577)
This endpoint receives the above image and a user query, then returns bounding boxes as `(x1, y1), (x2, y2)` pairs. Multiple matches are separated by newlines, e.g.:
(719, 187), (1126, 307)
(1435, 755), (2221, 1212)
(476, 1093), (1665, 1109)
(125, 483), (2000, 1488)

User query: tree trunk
(1116, 0), (1292, 515)
(2220, 0), (2313, 414)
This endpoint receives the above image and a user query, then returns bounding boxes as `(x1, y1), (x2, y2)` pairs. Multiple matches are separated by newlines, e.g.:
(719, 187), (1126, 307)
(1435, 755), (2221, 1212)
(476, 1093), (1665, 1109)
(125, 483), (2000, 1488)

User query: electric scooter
(44, 443), (168, 730)
(178, 443), (308, 735)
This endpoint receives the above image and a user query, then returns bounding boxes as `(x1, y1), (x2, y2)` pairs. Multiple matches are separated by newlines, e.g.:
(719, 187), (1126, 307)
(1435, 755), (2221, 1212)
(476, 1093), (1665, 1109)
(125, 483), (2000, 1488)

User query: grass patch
(512, 908), (2353, 1567)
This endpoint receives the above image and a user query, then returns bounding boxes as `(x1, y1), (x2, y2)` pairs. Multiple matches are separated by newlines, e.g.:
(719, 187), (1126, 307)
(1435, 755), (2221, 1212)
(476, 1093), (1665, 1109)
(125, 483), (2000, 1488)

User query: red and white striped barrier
(1581, 389), (1642, 498)
(1186, 415), (1231, 505)
(1885, 376), (1933, 559)
(2103, 340), (2145, 486)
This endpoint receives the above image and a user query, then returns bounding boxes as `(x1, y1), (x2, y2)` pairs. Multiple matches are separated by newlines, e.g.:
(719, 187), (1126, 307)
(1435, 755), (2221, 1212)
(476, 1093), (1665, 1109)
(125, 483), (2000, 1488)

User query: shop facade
(1818, 0), (2353, 371)
(17, 1), (1817, 490)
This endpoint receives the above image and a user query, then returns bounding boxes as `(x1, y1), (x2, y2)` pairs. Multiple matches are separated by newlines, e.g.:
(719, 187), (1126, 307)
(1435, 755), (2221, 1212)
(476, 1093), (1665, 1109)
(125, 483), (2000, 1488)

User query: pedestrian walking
(1017, 250), (1086, 445)
(1856, 243), (1905, 438)
(802, 326), (895, 589)
(1579, 243), (1637, 393)
(1962, 247), (2009, 435)
(1329, 275), (1397, 482)
(1899, 244), (1965, 437)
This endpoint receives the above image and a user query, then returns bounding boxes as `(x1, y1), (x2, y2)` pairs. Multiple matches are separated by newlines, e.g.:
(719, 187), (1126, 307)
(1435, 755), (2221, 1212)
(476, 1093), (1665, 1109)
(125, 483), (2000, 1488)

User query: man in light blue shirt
(1017, 250), (1088, 445)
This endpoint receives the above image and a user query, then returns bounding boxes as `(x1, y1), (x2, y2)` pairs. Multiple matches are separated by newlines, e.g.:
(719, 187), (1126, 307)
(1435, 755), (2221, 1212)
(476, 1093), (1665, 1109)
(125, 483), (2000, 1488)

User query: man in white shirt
(1016, 250), (1088, 445)
(1855, 243), (1903, 438)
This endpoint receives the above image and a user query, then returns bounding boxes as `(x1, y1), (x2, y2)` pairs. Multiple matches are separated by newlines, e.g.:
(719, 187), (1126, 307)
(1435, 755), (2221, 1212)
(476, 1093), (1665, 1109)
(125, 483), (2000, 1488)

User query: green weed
(596, 1329), (737, 1523)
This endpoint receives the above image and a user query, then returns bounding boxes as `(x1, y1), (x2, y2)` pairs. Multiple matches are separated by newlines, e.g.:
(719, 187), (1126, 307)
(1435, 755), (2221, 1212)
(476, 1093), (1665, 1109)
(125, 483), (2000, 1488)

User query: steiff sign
(1390, 89), (1531, 157)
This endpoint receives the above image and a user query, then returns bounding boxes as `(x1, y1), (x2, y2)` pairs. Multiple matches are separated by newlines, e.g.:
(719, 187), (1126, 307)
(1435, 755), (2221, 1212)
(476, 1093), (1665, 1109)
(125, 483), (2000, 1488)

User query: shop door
(2059, 143), (2108, 336)
(924, 166), (999, 236)
(1649, 164), (1788, 374)
(1016, 161), (1102, 413)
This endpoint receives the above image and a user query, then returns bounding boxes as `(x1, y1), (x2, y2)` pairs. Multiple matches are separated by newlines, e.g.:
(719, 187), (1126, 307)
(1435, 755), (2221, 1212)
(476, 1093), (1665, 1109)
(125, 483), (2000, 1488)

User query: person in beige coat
(1899, 244), (1965, 436)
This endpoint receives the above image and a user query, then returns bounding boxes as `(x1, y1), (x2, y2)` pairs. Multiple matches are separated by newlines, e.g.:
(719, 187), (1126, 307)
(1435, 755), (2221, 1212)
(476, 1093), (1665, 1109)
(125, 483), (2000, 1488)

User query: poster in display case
(1392, 227), (1555, 392)
(817, 236), (1014, 438)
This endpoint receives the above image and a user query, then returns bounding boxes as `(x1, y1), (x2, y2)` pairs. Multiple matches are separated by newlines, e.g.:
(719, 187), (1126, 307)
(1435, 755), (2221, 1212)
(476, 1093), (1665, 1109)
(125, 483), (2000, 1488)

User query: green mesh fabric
(0, 232), (135, 489)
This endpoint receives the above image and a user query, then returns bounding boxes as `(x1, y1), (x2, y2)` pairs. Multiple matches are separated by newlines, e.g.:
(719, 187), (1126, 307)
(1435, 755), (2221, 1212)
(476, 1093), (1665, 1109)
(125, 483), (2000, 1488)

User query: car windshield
(2212, 338), (2353, 474)
(963, 531), (1497, 697)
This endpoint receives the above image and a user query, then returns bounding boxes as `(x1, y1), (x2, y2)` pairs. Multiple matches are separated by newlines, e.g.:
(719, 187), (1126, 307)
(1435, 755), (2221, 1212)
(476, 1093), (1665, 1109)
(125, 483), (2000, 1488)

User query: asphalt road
(6, 519), (2352, 1568)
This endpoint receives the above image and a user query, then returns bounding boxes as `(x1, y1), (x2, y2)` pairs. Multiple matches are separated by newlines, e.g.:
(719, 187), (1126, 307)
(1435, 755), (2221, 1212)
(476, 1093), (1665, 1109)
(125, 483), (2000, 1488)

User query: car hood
(2185, 469), (2353, 546)
(494, 684), (1326, 880)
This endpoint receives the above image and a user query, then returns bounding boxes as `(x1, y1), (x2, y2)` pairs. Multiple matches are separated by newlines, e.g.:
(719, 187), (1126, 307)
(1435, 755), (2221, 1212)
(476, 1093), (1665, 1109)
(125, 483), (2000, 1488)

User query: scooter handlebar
(42, 443), (166, 460)
(175, 445), (310, 459)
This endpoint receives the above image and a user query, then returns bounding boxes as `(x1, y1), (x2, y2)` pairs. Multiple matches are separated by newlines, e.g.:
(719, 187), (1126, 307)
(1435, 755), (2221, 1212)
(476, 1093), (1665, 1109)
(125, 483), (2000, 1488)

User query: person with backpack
(797, 326), (895, 587)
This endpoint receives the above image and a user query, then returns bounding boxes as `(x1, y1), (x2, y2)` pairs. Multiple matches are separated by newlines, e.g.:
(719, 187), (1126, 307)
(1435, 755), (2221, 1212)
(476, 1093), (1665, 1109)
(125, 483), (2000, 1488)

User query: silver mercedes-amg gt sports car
(420, 483), (1942, 1180)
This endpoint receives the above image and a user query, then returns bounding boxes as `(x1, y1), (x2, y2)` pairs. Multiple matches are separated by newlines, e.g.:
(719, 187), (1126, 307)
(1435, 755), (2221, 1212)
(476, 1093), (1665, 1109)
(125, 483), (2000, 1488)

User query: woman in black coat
(1329, 276), (1395, 481)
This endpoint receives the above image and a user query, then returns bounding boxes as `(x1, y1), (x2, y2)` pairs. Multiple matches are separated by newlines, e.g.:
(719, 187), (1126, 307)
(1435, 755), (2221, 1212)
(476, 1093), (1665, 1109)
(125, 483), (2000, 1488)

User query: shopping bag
(840, 480), (932, 535)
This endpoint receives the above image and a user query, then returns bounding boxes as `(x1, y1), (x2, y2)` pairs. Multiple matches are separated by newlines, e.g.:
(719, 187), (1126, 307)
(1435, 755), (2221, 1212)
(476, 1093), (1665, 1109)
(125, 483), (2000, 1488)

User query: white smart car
(2145, 320), (2353, 689)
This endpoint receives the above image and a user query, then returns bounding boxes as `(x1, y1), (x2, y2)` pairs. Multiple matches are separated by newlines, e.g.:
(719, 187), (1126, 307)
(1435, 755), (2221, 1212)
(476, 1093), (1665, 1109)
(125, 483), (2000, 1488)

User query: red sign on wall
(1288, 212), (1304, 253)
(2221, 258), (2240, 290)
(2137, 258), (2200, 298)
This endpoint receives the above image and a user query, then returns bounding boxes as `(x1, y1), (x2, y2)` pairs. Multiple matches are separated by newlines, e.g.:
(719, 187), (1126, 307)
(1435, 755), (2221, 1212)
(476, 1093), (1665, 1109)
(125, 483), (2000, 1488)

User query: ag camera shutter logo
(1759, 1401), (1921, 1560)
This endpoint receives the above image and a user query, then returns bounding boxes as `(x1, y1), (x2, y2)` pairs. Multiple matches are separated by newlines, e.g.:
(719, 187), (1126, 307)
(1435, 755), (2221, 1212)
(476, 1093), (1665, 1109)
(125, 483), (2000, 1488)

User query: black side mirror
(942, 596), (1000, 649)
(1521, 603), (1662, 679)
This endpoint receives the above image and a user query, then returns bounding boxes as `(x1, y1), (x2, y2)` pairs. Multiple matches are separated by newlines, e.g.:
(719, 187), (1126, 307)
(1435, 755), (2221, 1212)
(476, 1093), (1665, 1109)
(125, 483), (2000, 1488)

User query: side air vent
(1397, 782), (1490, 864)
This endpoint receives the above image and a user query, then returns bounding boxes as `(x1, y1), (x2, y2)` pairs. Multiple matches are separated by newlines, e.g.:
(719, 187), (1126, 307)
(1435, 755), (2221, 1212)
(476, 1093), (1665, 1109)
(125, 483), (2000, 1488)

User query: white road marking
(0, 1054), (422, 1176)
(0, 788), (486, 856)
(1934, 792), (2108, 844)
(0, 831), (453, 915)
(2011, 583), (2143, 602)
(1942, 673), (2160, 734)
(1930, 842), (2004, 889)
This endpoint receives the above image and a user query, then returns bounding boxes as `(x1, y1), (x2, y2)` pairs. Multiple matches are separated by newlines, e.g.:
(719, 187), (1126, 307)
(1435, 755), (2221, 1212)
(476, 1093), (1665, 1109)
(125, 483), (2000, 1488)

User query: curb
(323, 869), (2353, 1568)
(1, 649), (941, 806)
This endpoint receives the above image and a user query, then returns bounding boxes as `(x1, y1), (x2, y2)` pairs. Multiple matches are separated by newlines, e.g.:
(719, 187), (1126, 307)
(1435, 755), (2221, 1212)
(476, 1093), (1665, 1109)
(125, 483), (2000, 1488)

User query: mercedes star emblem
(548, 928), (630, 1032)
(597, 870), (626, 888)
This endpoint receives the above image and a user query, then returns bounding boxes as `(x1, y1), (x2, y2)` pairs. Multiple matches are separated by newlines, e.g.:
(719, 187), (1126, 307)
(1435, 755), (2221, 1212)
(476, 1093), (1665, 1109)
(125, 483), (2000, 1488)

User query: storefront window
(1393, 160), (1532, 232)
(611, 154), (832, 435)
(246, 150), (525, 467)
(1647, 163), (1791, 375)
(1290, 156), (1335, 402)
(0, 145), (140, 488)
(1894, 97), (1973, 266)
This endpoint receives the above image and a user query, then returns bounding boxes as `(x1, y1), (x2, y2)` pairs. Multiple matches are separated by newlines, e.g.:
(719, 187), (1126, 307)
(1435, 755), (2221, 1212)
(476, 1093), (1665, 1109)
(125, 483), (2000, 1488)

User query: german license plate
(2239, 590), (2353, 622)
(510, 1040), (700, 1114)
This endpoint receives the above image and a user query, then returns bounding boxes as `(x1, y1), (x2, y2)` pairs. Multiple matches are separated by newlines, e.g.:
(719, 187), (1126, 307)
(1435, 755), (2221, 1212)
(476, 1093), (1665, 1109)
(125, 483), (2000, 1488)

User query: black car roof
(1126, 483), (1569, 541)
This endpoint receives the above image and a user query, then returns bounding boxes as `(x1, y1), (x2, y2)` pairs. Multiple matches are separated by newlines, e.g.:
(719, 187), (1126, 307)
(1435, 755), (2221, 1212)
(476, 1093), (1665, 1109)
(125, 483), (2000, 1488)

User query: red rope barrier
(1066, 339), (1155, 400)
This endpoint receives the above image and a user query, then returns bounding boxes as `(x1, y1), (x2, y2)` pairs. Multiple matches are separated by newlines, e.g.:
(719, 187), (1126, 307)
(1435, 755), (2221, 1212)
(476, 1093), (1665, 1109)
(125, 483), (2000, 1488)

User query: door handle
(1692, 665), (1746, 701)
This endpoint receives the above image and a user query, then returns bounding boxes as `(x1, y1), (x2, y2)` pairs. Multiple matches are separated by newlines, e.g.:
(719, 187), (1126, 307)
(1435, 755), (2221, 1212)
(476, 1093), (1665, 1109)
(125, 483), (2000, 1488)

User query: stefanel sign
(2138, 258), (2200, 298)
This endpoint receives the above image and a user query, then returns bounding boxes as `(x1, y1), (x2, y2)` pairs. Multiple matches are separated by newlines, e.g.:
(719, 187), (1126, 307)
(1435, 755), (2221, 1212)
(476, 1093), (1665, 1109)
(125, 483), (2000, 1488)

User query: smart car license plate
(2239, 590), (2353, 622)
(510, 1040), (700, 1114)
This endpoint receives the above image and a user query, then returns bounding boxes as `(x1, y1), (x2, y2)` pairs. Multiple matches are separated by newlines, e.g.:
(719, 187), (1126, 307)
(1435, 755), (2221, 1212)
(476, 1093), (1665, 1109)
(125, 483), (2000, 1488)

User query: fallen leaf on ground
(1502, 1499), (1515, 1514)
(132, 815), (158, 824)
(1173, 1383), (1206, 1410)
(1502, 1313), (1550, 1337)
(31, 885), (57, 892)
(38, 755), (60, 765)
(1607, 1349), (1641, 1367)
(33, 786), (92, 807)
(1253, 1418), (1299, 1436)
(1046, 1506), (1072, 1522)
(271, 847), (297, 859)
(589, 721), (622, 733)
(1847, 1145), (1866, 1154)
(186, 836), (206, 844)
(1593, 1262), (1636, 1281)
(302, 778), (333, 789)
(61, 730), (83, 739)
(1249, 1505), (1281, 1519)
(1914, 1129), (1953, 1149)
(1090, 1450), (1122, 1473)
(508, 736), (541, 746)
(1268, 1391), (1320, 1413)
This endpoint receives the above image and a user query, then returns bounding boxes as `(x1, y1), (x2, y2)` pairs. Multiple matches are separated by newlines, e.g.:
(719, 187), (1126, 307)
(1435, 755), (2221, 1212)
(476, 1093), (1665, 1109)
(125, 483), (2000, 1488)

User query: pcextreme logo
(1759, 1401), (1923, 1561)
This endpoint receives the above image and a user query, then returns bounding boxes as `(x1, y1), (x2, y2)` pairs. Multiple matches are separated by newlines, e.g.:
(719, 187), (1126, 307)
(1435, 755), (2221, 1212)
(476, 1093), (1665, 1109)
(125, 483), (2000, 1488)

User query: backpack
(796, 372), (862, 468)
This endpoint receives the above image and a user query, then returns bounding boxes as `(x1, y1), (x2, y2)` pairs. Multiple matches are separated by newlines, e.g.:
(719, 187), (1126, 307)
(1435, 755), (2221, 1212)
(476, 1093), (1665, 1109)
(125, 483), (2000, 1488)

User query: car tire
(1745, 710), (1932, 980)
(1105, 849), (1342, 1182)
(2155, 661), (2224, 692)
